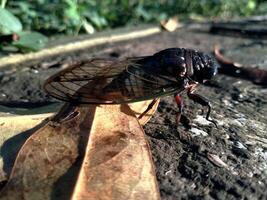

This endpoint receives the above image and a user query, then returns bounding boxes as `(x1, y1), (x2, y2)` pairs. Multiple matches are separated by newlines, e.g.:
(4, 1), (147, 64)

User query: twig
(0, 26), (161, 69)
(214, 45), (267, 85)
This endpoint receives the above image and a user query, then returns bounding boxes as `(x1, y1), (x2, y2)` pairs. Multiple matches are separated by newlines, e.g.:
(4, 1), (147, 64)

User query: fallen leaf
(0, 100), (160, 199)
(72, 104), (160, 200)
(0, 107), (81, 200)
(160, 17), (182, 32)
(129, 99), (160, 125)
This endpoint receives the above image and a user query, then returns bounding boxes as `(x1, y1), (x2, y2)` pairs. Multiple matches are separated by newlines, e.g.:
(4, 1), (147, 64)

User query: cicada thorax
(152, 48), (188, 77)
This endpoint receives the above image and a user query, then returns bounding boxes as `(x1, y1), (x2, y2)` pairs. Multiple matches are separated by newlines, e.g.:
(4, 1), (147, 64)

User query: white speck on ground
(193, 115), (211, 126)
(189, 127), (208, 137)
(234, 141), (247, 149)
(222, 115), (263, 129)
(222, 99), (234, 107)
(247, 120), (266, 135)
(165, 170), (172, 176)
(253, 147), (267, 174)
(229, 117), (247, 127)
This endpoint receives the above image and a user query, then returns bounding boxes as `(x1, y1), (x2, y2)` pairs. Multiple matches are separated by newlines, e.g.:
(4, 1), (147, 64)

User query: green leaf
(0, 8), (22, 34)
(135, 5), (152, 21)
(12, 31), (48, 52)
(258, 2), (267, 14)
(84, 11), (107, 29)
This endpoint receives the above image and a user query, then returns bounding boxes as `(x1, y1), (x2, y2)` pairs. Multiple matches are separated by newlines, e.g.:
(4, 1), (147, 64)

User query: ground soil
(0, 25), (267, 200)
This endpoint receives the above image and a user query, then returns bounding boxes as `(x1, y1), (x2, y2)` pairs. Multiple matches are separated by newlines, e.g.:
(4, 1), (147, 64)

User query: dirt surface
(0, 25), (267, 199)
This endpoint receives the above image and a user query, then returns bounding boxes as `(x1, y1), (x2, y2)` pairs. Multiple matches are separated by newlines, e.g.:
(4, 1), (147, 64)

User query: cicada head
(189, 50), (219, 83)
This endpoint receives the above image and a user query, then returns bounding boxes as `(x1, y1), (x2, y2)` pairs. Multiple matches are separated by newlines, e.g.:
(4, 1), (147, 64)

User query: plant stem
(1, 0), (7, 8)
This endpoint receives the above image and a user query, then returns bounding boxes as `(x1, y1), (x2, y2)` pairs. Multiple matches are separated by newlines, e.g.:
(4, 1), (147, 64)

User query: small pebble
(232, 141), (250, 158)
(0, 93), (7, 98)
(233, 141), (247, 149)
(31, 69), (39, 74)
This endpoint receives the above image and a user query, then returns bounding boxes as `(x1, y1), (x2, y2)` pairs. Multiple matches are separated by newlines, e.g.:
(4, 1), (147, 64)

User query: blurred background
(1, 1), (266, 35)
(5, 0), (267, 34)
(1, 0), (267, 52)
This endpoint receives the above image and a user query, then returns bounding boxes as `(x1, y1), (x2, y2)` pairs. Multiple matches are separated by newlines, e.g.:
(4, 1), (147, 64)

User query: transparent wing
(44, 57), (184, 104)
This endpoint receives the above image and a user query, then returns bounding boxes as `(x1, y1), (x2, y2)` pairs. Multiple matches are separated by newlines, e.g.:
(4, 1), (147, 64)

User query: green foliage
(0, 1), (48, 52)
(4, 0), (267, 35)
(0, 7), (22, 34)
(12, 31), (48, 52)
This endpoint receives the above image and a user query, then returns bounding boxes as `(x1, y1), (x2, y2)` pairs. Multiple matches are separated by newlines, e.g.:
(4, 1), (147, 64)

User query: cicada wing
(44, 57), (184, 104)
(44, 58), (132, 103)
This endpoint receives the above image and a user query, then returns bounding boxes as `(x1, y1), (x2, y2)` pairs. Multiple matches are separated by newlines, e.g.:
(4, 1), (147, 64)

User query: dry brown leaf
(0, 106), (84, 200)
(0, 99), (158, 138)
(0, 100), (160, 200)
(160, 17), (182, 32)
(72, 104), (160, 200)
(0, 113), (53, 183)
(129, 99), (160, 125)
(0, 113), (53, 136)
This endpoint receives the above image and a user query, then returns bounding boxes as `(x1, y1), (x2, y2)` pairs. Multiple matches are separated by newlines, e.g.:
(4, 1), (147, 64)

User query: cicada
(44, 48), (218, 128)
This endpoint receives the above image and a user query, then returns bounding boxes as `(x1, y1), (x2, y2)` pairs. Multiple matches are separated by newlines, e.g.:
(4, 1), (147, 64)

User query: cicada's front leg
(187, 83), (218, 128)
(174, 94), (191, 129)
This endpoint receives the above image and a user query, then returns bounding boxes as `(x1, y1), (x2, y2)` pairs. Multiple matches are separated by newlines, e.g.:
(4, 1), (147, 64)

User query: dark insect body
(44, 48), (219, 128)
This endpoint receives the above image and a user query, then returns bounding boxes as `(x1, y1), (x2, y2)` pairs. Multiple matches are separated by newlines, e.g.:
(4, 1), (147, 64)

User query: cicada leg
(187, 84), (218, 128)
(138, 98), (159, 120)
(174, 94), (191, 129)
(174, 94), (183, 123)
